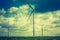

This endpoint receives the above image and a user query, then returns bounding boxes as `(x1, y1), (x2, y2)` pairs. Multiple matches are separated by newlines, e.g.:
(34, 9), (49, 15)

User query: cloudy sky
(0, 0), (60, 37)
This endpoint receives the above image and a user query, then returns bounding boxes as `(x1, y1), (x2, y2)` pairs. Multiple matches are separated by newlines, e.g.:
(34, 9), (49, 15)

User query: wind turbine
(24, 0), (35, 37)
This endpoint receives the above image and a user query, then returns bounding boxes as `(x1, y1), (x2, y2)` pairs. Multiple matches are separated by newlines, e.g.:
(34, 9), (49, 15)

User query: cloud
(0, 8), (6, 15)
(0, 4), (34, 36)
(34, 11), (60, 36)
(8, 7), (18, 13)
(0, 4), (60, 36)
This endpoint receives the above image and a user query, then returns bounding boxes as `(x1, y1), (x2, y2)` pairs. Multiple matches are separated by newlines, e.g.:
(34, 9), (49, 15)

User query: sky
(0, 0), (60, 36)
(0, 0), (60, 12)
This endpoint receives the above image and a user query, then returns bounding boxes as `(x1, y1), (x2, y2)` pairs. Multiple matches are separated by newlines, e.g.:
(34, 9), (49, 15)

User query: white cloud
(34, 11), (60, 36)
(0, 8), (6, 15)
(0, 4), (60, 36)
(8, 7), (18, 13)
